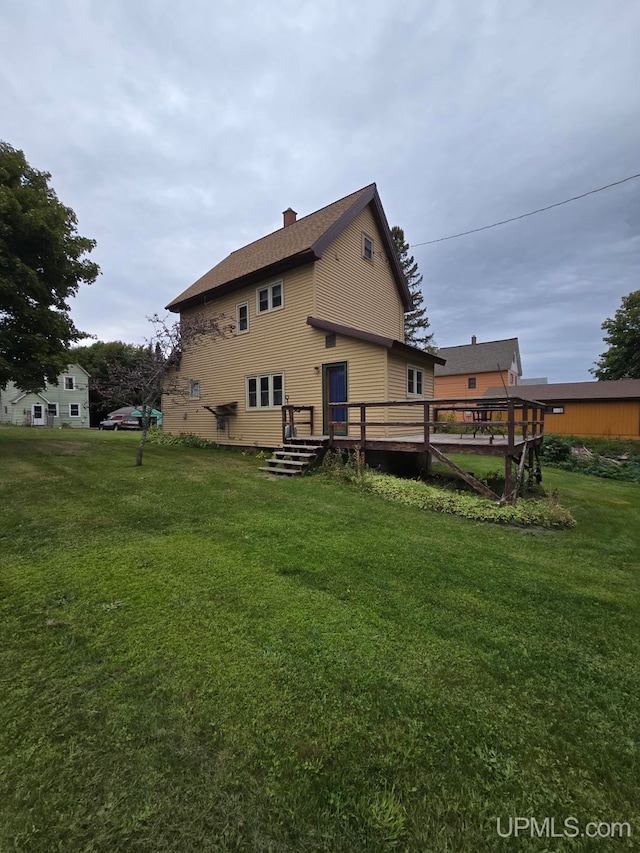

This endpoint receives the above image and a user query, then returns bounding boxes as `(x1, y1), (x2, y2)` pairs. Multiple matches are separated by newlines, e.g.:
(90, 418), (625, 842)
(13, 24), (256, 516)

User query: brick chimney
(471, 335), (477, 345)
(283, 207), (297, 227)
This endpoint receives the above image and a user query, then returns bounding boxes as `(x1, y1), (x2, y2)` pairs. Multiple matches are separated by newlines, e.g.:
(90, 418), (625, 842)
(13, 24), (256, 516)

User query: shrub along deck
(0, 427), (638, 853)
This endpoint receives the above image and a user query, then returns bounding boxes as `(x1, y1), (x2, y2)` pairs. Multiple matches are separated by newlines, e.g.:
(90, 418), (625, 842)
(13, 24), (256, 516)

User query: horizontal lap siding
(314, 206), (405, 340)
(162, 267), (389, 446)
(545, 401), (640, 439)
(384, 354), (435, 437)
(434, 370), (513, 401)
(163, 266), (316, 446)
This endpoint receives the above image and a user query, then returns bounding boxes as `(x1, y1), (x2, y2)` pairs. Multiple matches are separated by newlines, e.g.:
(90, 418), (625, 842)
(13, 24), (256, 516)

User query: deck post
(507, 399), (515, 455)
(309, 407), (314, 437)
(504, 455), (513, 501)
(360, 404), (366, 446)
(423, 400), (431, 473)
(522, 403), (528, 442)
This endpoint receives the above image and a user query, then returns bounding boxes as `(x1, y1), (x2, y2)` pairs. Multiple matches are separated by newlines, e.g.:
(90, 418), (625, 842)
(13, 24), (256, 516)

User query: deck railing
(327, 396), (545, 452)
(281, 405), (314, 442)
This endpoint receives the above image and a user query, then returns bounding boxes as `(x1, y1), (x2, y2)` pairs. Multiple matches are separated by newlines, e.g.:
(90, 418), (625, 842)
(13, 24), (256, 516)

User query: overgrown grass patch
(1, 427), (638, 851)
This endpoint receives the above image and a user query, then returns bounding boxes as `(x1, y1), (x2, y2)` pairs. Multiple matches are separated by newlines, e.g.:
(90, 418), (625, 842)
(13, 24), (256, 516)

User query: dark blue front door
(323, 362), (347, 435)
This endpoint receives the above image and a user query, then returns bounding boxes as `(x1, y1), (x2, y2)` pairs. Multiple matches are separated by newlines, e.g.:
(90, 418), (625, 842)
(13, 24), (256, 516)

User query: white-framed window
(246, 373), (284, 409)
(189, 380), (200, 399)
(362, 234), (374, 262)
(545, 405), (564, 414)
(63, 376), (76, 390)
(407, 365), (424, 397)
(69, 403), (81, 417)
(256, 280), (283, 314)
(236, 301), (249, 333)
(47, 403), (58, 418)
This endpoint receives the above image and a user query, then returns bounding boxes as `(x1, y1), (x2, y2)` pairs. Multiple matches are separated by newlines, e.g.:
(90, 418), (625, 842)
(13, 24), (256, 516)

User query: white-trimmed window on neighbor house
(236, 301), (249, 333)
(362, 233), (374, 262)
(407, 365), (424, 397)
(189, 380), (200, 399)
(256, 281), (283, 314)
(69, 403), (81, 417)
(47, 403), (58, 418)
(63, 375), (76, 390)
(246, 373), (284, 409)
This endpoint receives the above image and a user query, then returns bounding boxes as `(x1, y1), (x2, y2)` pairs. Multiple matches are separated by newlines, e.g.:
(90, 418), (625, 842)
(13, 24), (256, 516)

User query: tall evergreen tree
(391, 225), (433, 350)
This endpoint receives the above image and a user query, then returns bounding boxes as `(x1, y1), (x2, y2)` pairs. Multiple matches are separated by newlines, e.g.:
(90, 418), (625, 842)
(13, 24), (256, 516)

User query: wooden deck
(283, 395), (545, 504)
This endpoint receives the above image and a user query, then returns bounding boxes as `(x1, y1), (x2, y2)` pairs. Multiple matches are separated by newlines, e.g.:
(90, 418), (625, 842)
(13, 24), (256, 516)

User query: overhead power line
(410, 171), (640, 248)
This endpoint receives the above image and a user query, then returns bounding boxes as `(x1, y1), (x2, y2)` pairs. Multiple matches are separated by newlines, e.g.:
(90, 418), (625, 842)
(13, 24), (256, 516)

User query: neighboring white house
(0, 363), (90, 428)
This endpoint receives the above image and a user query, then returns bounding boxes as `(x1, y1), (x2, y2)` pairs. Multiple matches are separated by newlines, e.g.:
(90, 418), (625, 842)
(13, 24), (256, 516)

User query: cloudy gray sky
(2, 0), (639, 381)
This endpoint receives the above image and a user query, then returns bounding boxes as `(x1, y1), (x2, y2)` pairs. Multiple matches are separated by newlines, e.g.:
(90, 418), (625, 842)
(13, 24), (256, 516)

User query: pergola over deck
(282, 396), (545, 504)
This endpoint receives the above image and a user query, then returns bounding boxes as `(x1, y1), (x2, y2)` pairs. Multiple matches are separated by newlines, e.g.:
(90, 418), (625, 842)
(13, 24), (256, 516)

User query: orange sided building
(434, 336), (522, 398)
(485, 379), (640, 440)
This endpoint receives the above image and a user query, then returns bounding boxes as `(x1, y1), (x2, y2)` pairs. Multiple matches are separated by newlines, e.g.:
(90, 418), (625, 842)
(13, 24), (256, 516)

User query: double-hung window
(246, 373), (284, 409)
(189, 380), (200, 399)
(63, 376), (76, 390)
(256, 281), (283, 314)
(362, 234), (374, 262)
(236, 302), (249, 333)
(407, 365), (424, 397)
(69, 403), (81, 417)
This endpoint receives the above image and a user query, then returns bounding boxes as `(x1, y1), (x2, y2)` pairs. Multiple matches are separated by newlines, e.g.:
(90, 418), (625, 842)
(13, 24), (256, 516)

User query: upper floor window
(407, 365), (424, 397)
(189, 380), (200, 399)
(362, 234), (374, 262)
(63, 376), (76, 390)
(468, 377), (477, 389)
(509, 372), (515, 385)
(237, 302), (249, 333)
(256, 281), (283, 314)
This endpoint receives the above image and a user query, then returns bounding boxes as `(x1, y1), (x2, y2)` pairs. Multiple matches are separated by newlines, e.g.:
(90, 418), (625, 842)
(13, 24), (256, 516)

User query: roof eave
(310, 185), (413, 312)
(166, 248), (318, 313)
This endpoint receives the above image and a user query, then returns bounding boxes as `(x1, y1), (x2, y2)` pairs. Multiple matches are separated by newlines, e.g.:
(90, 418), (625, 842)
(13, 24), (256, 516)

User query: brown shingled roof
(484, 379), (640, 401)
(434, 338), (522, 376)
(167, 184), (411, 312)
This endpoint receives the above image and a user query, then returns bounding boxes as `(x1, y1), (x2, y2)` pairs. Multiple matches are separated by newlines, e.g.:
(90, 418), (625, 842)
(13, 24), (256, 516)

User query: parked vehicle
(99, 413), (140, 431)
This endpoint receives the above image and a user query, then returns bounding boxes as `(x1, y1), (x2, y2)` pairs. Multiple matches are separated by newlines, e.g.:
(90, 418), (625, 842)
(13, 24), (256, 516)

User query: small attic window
(362, 234), (374, 262)
(325, 333), (336, 348)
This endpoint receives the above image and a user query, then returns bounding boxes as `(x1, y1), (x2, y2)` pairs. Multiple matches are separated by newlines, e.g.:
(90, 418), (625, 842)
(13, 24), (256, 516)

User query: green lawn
(1, 427), (638, 852)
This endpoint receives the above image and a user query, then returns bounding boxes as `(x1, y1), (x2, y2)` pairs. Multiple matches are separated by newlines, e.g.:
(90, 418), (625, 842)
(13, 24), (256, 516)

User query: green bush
(540, 434), (640, 482)
(321, 453), (575, 528)
(145, 427), (219, 450)
(360, 472), (575, 529)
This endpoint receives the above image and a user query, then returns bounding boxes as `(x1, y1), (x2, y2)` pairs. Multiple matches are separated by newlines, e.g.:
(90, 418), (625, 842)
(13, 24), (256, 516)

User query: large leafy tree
(391, 225), (433, 350)
(0, 141), (99, 391)
(591, 290), (640, 380)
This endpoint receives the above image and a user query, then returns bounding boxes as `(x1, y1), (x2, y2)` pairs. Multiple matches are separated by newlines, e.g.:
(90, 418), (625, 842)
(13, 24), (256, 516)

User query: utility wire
(410, 172), (640, 248)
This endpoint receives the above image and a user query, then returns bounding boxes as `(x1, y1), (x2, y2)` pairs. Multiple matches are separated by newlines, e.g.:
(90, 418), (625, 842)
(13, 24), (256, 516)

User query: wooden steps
(259, 439), (327, 477)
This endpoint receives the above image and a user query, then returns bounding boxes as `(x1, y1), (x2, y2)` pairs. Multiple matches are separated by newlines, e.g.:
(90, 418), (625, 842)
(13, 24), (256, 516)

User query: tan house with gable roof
(163, 184), (445, 447)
